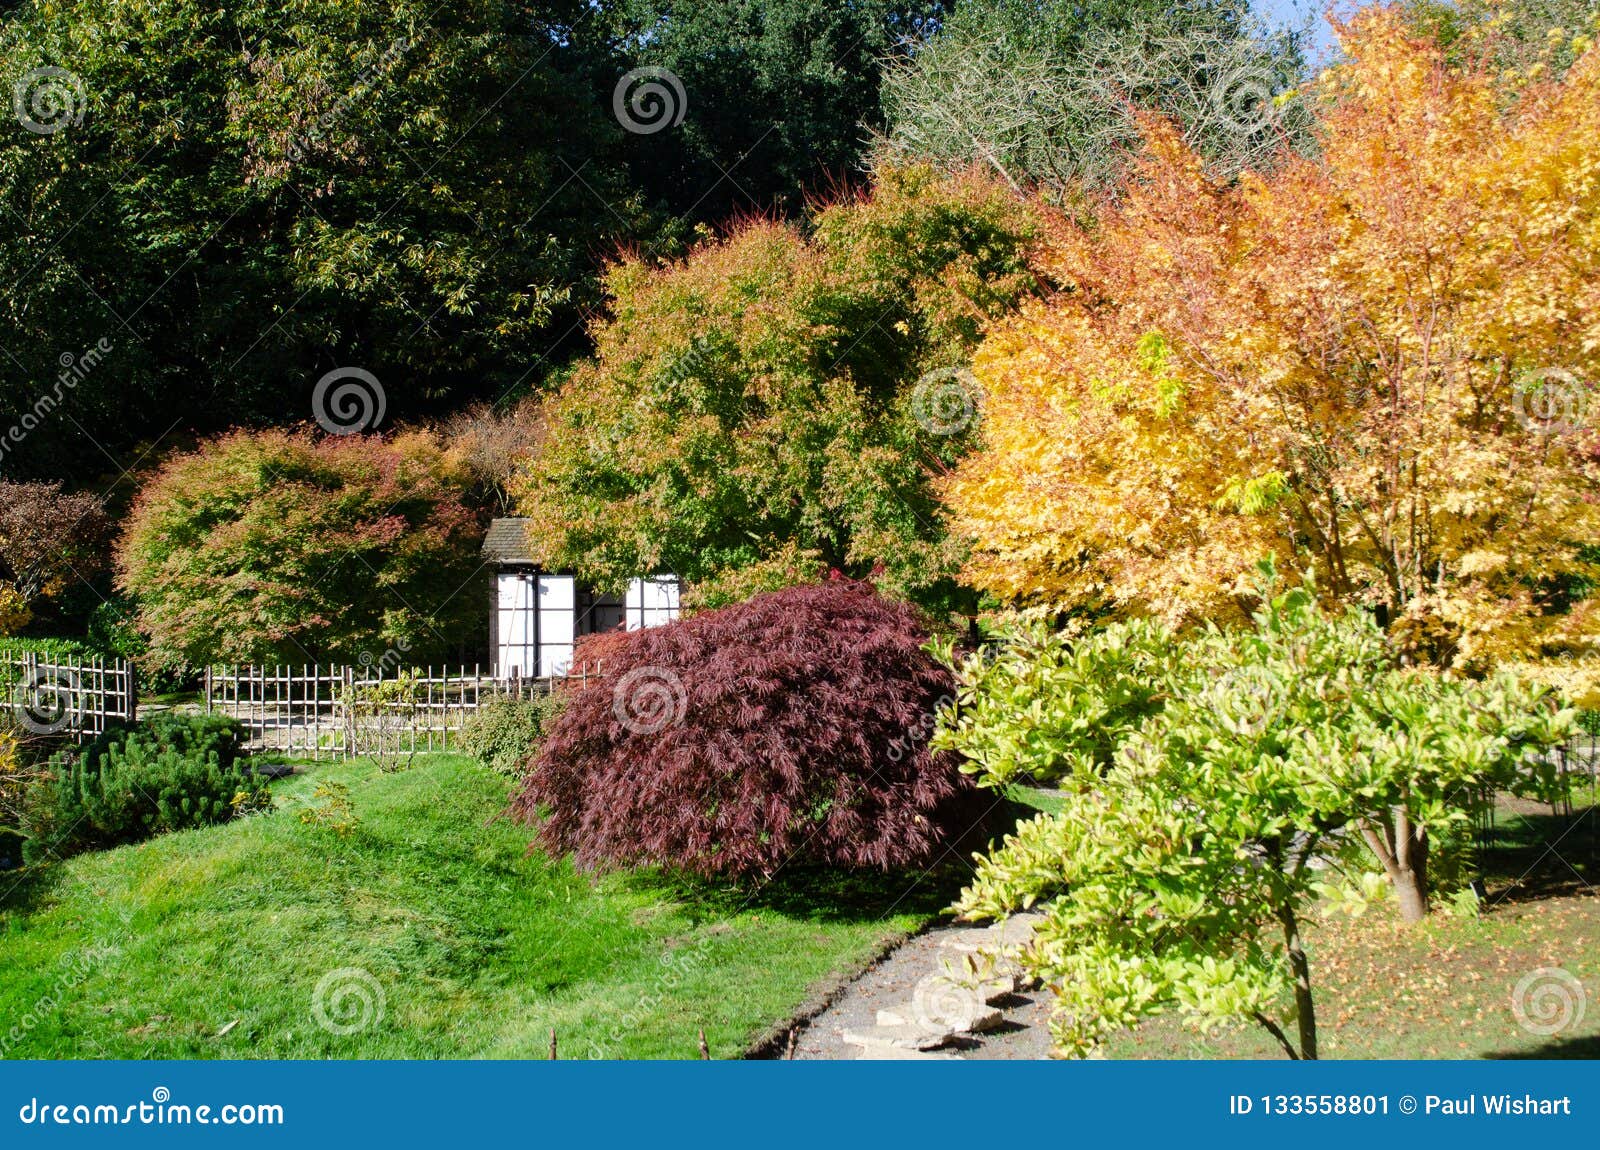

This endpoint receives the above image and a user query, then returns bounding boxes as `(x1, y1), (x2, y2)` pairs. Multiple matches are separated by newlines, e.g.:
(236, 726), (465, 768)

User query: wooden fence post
(342, 665), (354, 759)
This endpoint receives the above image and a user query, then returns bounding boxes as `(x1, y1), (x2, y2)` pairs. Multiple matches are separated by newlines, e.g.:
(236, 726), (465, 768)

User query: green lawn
(0, 755), (953, 1059)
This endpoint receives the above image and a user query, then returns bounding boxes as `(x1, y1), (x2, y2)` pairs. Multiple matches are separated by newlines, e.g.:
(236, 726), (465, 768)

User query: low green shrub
(21, 713), (265, 862)
(0, 637), (96, 660)
(87, 600), (195, 694)
(460, 692), (564, 776)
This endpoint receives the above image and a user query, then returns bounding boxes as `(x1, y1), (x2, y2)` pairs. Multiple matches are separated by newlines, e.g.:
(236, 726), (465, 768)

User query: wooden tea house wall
(482, 518), (681, 677)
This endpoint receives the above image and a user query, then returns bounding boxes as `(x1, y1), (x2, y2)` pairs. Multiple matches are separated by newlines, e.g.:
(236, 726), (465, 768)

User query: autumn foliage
(512, 167), (1043, 616)
(944, 11), (1600, 674)
(117, 429), (481, 668)
(511, 580), (989, 878)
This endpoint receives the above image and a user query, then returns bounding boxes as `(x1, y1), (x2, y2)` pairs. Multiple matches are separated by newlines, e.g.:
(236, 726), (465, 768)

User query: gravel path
(787, 917), (1057, 1060)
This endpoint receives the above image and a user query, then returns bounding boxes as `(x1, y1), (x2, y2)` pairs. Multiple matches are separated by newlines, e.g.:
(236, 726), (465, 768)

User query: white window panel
(495, 573), (536, 677)
(625, 575), (682, 631)
(537, 574), (576, 676)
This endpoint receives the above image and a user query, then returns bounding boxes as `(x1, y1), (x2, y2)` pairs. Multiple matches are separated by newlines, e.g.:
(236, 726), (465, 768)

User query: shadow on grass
(616, 793), (1038, 925)
(1483, 1034), (1600, 1059)
(0, 852), (68, 915)
(622, 859), (970, 925)
(1481, 803), (1598, 905)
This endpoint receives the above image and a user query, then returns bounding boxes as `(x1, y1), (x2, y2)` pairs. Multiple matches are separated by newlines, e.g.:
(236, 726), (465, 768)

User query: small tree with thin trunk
(942, 575), (1573, 1056)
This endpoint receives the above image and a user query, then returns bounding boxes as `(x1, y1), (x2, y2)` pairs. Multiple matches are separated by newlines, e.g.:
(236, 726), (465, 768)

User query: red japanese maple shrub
(511, 580), (989, 878)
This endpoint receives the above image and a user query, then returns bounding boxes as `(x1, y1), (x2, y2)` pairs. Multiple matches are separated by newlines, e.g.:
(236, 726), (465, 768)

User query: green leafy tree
(615, 0), (945, 219)
(939, 566), (1572, 918)
(948, 578), (1572, 1056)
(512, 166), (1043, 615)
(876, 0), (1309, 195)
(116, 429), (481, 669)
(0, 0), (648, 479)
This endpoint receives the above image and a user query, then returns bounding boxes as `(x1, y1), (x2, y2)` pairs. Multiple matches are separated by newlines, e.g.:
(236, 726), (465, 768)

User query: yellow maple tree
(946, 9), (1600, 675)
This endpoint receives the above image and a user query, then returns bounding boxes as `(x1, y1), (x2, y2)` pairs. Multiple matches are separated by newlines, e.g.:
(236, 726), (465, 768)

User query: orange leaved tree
(945, 9), (1600, 674)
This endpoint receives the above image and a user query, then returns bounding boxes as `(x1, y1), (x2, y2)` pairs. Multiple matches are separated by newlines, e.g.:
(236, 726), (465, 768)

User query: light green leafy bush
(459, 692), (565, 776)
(939, 570), (1574, 1057)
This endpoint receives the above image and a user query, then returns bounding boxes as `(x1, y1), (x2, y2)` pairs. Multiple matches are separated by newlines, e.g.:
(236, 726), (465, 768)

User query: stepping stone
(842, 1023), (952, 1051)
(938, 928), (1002, 954)
(876, 1001), (1003, 1034)
(855, 1045), (963, 1060)
(938, 952), (1023, 1001)
(992, 913), (1044, 945)
(938, 914), (1043, 953)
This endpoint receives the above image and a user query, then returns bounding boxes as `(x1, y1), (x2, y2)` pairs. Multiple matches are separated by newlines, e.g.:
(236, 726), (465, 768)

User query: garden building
(481, 518), (681, 677)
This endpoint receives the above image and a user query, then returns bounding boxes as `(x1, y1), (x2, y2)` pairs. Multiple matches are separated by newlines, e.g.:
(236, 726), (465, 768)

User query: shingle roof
(481, 518), (536, 565)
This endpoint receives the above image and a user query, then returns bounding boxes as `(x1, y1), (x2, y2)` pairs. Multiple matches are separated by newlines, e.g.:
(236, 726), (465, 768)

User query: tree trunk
(1358, 808), (1431, 923)
(1392, 826), (1430, 922)
(1280, 901), (1317, 1060)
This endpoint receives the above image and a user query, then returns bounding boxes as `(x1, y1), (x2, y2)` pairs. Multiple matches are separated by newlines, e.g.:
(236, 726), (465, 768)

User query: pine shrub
(511, 580), (991, 878)
(22, 714), (264, 862)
